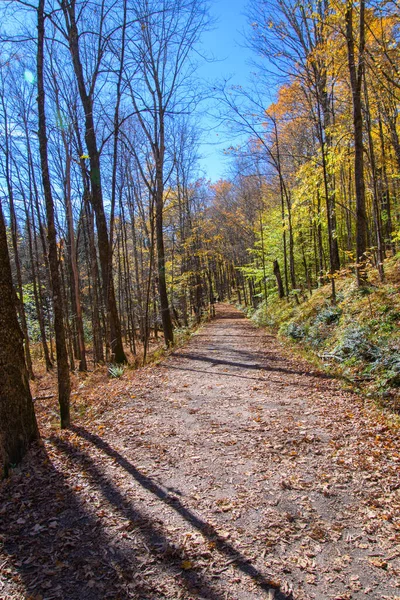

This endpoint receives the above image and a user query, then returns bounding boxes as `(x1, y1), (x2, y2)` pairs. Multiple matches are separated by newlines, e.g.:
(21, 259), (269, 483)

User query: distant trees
(123, 0), (209, 346)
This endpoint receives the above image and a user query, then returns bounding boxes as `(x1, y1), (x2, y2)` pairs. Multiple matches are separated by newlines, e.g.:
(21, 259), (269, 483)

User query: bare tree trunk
(22, 192), (53, 370)
(61, 133), (87, 371)
(155, 163), (174, 346)
(37, 0), (70, 428)
(272, 119), (289, 295)
(60, 251), (76, 371)
(86, 202), (104, 365)
(273, 259), (285, 299)
(346, 0), (368, 284)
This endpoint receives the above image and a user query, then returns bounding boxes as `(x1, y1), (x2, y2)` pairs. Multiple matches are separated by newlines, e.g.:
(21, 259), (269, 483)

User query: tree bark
(37, 0), (71, 428)
(61, 0), (127, 364)
(0, 200), (39, 478)
(86, 202), (105, 365)
(345, 0), (368, 283)
(273, 259), (285, 299)
(155, 158), (174, 346)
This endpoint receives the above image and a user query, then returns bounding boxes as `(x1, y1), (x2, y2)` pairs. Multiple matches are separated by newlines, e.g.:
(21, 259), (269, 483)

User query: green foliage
(333, 325), (381, 362)
(280, 321), (307, 340)
(236, 303), (255, 318)
(108, 364), (125, 378)
(379, 350), (400, 387)
(250, 302), (269, 327)
(83, 320), (93, 343)
(299, 306), (339, 347)
(255, 257), (400, 410)
(22, 283), (51, 342)
(314, 306), (342, 325)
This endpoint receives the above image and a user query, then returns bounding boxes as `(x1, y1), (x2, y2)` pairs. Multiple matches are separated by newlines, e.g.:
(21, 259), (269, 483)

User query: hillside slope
(247, 258), (400, 414)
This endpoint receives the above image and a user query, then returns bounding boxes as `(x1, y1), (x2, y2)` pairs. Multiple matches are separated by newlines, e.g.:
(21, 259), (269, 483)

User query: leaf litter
(0, 305), (399, 599)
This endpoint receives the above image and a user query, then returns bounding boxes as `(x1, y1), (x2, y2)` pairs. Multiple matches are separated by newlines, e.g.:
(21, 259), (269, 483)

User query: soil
(1, 304), (399, 600)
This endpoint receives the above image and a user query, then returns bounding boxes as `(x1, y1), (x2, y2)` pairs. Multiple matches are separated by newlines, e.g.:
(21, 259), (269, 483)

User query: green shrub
(373, 347), (400, 387)
(108, 364), (125, 378)
(306, 322), (330, 348)
(303, 305), (343, 348)
(251, 302), (275, 328)
(280, 321), (307, 340)
(333, 325), (381, 362)
(314, 305), (342, 325)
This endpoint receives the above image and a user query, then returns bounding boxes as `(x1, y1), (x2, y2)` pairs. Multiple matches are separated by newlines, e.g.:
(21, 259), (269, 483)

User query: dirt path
(1, 304), (399, 600)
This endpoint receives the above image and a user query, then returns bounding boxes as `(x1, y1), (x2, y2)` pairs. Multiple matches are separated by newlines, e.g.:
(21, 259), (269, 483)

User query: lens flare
(24, 69), (36, 85)
(56, 110), (69, 130)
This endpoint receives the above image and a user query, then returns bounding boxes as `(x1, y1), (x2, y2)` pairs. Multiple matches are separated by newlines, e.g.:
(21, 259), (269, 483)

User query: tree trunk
(0, 94), (35, 380)
(37, 0), (70, 428)
(63, 139), (87, 371)
(61, 0), (126, 364)
(273, 259), (285, 299)
(345, 0), (368, 284)
(378, 112), (395, 254)
(364, 78), (384, 280)
(86, 202), (104, 364)
(155, 164), (174, 346)
(0, 200), (39, 478)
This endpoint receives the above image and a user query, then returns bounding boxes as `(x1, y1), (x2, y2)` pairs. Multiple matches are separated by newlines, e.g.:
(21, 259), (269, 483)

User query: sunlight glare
(23, 69), (35, 85)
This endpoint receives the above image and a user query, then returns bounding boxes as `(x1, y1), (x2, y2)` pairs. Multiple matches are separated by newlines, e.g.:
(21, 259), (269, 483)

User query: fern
(108, 364), (125, 378)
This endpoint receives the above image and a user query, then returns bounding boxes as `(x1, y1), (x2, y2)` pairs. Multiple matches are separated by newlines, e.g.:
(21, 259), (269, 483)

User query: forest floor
(1, 304), (400, 600)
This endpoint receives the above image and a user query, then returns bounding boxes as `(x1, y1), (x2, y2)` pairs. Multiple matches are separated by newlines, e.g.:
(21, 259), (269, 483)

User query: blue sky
(196, 0), (255, 182)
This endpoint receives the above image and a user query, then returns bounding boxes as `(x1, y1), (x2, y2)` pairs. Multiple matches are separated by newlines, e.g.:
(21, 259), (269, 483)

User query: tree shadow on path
(71, 426), (294, 600)
(50, 433), (228, 600)
(169, 352), (333, 381)
(0, 444), (171, 599)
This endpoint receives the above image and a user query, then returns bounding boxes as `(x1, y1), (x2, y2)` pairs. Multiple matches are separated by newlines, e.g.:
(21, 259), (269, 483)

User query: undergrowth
(246, 257), (400, 414)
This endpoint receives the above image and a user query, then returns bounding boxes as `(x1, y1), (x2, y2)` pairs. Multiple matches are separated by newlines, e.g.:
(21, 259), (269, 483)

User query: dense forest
(1, 0), (400, 474)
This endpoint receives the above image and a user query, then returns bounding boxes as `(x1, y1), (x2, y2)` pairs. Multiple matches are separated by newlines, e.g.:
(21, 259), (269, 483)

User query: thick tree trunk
(0, 201), (39, 478)
(10, 201), (34, 380)
(0, 95), (35, 380)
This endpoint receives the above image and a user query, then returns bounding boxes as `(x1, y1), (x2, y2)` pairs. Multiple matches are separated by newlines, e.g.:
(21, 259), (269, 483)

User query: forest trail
(1, 305), (400, 600)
